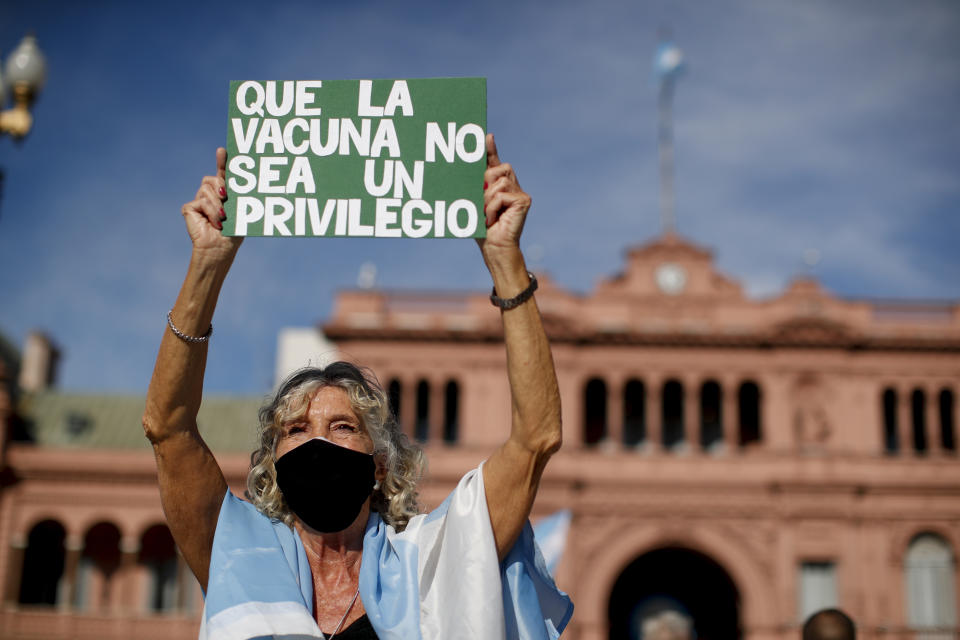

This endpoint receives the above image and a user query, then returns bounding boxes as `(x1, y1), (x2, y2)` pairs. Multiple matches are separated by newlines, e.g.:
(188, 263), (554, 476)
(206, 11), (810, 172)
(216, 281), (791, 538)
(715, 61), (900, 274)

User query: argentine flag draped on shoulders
(201, 464), (573, 640)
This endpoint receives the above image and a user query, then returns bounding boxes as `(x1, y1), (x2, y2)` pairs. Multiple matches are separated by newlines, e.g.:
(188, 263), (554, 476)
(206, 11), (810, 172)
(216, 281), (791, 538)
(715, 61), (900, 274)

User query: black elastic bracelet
(490, 272), (538, 310)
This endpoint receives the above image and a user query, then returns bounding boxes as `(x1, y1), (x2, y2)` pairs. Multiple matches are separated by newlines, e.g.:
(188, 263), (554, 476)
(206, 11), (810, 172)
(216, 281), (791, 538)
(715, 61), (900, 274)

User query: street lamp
(0, 34), (47, 140)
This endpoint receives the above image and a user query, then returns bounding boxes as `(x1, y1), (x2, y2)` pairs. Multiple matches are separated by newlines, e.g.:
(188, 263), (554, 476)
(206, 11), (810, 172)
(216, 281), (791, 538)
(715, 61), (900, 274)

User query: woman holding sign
(143, 135), (572, 639)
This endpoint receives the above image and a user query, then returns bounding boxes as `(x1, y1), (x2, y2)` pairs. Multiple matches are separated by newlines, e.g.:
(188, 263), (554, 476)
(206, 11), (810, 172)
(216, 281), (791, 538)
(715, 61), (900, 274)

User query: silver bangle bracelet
(166, 310), (212, 344)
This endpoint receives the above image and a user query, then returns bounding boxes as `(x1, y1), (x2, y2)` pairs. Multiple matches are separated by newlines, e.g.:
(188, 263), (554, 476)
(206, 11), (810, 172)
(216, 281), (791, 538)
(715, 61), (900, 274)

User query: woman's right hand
(181, 147), (243, 260)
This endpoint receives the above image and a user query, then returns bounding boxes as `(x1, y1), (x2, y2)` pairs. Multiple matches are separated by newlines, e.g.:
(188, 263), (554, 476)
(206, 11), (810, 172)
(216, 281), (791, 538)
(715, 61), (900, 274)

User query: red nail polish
(220, 207), (226, 219)
(483, 182), (488, 190)
(219, 187), (226, 197)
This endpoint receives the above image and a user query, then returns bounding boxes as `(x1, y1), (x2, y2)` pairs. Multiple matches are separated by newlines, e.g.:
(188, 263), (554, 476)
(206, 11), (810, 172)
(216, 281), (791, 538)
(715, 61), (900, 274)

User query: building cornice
(324, 324), (960, 352)
(323, 235), (959, 351)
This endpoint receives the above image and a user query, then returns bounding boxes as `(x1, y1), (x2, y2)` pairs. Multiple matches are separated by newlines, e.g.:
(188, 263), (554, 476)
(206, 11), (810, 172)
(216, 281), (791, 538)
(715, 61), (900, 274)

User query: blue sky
(1, 0), (958, 393)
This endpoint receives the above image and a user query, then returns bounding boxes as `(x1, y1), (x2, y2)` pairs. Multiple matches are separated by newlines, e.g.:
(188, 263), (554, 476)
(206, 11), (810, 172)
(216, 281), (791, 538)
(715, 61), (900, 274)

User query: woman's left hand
(478, 134), (530, 266)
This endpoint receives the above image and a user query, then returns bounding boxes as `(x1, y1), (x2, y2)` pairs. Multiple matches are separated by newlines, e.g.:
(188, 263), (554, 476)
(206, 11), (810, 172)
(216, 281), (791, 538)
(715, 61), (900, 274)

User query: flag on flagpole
(653, 41), (686, 80)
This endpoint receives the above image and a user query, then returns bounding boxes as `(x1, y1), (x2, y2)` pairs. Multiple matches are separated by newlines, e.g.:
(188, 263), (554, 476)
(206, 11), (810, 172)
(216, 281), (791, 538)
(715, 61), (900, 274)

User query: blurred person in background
(802, 608), (856, 640)
(643, 610), (694, 640)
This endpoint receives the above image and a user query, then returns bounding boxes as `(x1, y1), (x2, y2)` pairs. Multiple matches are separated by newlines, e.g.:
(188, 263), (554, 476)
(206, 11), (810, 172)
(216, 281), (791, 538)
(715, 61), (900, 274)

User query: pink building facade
(1, 233), (958, 639)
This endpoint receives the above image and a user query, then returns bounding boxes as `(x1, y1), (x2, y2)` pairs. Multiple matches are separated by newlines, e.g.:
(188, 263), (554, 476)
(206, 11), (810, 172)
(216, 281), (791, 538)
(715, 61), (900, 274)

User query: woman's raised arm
(142, 148), (242, 589)
(479, 135), (563, 560)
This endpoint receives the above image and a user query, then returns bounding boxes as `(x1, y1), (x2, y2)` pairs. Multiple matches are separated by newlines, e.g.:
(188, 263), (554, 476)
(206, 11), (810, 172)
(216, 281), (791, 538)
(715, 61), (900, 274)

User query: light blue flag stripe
(533, 510), (572, 577)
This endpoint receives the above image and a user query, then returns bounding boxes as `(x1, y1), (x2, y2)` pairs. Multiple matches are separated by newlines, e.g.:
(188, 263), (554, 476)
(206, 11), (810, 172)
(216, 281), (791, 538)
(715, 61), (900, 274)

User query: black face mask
(275, 437), (377, 533)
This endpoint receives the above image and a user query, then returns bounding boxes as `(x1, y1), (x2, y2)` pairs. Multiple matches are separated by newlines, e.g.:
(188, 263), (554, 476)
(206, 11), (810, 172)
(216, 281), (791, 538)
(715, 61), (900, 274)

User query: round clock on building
(655, 262), (687, 295)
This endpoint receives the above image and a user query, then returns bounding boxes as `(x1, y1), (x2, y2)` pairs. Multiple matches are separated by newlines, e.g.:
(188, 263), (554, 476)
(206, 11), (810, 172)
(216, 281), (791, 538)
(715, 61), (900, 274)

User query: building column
(683, 378), (698, 452)
(897, 386), (913, 455)
(558, 371), (582, 448)
(118, 538), (140, 614)
(645, 377), (662, 453)
(176, 553), (194, 614)
(61, 534), (83, 611)
(400, 376), (417, 441)
(756, 379), (768, 450)
(606, 376), (624, 450)
(926, 385), (942, 456)
(4, 536), (26, 605)
(954, 385), (960, 451)
(722, 382), (738, 452)
(429, 377), (445, 443)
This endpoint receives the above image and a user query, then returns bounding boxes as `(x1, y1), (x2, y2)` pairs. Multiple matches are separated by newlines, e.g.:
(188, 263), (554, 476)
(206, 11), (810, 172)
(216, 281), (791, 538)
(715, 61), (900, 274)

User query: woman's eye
(334, 423), (358, 433)
(285, 424), (306, 435)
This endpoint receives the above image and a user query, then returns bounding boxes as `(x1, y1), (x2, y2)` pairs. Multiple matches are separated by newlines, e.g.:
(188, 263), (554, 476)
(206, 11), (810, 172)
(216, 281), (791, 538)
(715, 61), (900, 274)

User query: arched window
(139, 525), (178, 613)
(940, 389), (955, 452)
(443, 380), (459, 444)
(583, 378), (607, 446)
(415, 379), (430, 442)
(882, 388), (899, 454)
(387, 379), (402, 428)
(662, 380), (684, 450)
(905, 533), (957, 631)
(738, 381), (762, 446)
(74, 522), (121, 612)
(623, 379), (646, 447)
(700, 381), (722, 451)
(911, 389), (927, 454)
(18, 520), (66, 606)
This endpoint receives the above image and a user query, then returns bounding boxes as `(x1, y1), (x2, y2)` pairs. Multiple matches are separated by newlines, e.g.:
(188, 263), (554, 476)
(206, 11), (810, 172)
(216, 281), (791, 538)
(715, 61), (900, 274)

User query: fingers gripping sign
(480, 134), (531, 254)
(181, 148), (243, 257)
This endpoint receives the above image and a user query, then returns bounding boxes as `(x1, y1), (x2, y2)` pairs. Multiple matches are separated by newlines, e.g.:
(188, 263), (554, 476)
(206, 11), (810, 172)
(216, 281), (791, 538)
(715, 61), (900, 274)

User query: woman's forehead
(307, 386), (360, 419)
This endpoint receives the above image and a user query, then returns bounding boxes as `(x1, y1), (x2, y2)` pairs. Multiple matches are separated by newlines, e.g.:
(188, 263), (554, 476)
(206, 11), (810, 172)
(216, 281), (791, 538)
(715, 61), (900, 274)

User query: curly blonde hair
(246, 362), (424, 531)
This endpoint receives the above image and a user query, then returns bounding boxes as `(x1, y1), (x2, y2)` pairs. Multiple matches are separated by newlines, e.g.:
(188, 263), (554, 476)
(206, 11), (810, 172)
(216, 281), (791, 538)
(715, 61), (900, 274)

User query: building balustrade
(385, 375), (460, 445)
(577, 375), (959, 457)
(883, 385), (957, 457)
(580, 375), (763, 454)
(5, 520), (199, 617)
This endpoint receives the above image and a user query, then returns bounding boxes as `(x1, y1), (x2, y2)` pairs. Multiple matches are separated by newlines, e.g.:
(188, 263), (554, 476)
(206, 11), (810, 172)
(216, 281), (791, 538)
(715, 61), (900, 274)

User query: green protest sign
(223, 78), (487, 238)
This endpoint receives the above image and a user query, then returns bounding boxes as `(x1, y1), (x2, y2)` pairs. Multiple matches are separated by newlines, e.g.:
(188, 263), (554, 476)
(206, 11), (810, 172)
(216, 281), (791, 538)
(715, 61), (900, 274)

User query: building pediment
(625, 232), (714, 263)
(594, 233), (743, 301)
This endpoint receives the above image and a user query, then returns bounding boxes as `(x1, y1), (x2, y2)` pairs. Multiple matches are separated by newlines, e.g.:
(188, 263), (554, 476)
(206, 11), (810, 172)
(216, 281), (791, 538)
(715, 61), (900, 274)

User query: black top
(331, 614), (379, 639)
